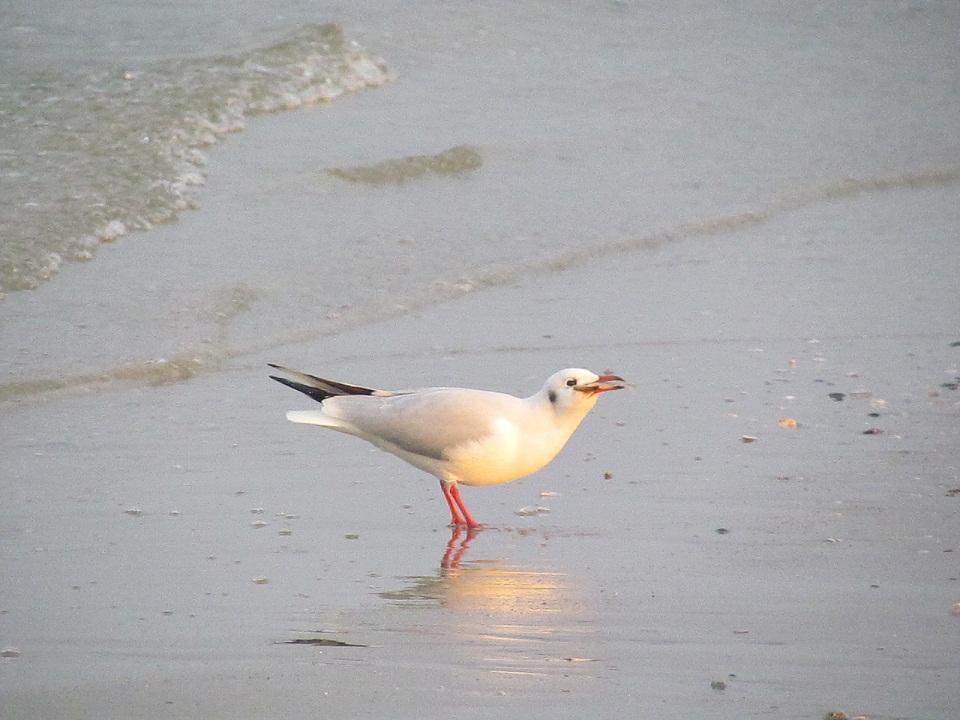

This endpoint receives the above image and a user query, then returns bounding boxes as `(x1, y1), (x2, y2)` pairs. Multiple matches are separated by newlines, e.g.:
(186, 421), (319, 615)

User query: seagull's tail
(268, 364), (378, 404)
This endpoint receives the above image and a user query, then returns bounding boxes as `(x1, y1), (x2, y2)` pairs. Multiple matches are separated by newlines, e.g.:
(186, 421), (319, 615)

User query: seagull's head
(540, 368), (629, 416)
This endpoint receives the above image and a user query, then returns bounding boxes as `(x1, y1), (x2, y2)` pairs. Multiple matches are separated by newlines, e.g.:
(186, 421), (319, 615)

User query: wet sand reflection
(376, 528), (603, 684)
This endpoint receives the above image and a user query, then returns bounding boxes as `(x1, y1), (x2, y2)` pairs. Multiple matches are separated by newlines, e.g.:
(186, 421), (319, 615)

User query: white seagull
(269, 365), (627, 528)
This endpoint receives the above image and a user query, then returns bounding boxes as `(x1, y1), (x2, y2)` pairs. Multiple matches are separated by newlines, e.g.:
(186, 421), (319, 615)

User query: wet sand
(3, 183), (959, 719)
(3, 3), (960, 719)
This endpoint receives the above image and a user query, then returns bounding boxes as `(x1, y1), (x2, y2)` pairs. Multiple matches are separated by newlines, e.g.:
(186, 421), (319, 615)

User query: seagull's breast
(444, 415), (571, 487)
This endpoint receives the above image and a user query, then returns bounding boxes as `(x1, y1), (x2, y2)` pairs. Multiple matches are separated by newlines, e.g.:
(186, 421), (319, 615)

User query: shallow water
(3, 1), (959, 386)
(0, 23), (389, 292)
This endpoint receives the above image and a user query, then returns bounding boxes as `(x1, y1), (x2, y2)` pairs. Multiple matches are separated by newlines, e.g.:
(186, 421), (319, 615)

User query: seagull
(268, 365), (627, 529)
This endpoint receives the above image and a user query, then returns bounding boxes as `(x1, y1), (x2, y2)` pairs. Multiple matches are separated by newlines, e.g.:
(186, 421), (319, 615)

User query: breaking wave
(0, 23), (390, 295)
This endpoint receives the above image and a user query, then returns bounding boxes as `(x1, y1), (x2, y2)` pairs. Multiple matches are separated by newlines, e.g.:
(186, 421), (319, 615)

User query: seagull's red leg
(440, 480), (467, 526)
(448, 482), (480, 529)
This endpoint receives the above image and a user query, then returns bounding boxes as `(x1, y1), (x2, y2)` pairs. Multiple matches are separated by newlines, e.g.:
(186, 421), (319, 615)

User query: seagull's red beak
(574, 375), (628, 394)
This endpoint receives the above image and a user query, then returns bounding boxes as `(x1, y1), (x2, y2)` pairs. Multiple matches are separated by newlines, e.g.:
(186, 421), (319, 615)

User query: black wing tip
(269, 374), (331, 403)
(268, 364), (377, 398)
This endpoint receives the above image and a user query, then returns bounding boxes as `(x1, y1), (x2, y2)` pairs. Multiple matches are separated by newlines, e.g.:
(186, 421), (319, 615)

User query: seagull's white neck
(529, 388), (599, 431)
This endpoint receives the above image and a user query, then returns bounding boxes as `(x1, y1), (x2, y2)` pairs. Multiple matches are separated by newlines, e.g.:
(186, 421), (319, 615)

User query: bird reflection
(379, 527), (568, 616)
(441, 525), (478, 570)
(375, 528), (602, 687)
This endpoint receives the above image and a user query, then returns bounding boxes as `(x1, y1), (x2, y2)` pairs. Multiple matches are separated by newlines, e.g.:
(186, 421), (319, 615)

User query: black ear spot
(548, 389), (558, 404)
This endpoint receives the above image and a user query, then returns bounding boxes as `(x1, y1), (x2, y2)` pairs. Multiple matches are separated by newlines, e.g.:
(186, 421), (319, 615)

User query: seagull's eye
(566, 378), (577, 387)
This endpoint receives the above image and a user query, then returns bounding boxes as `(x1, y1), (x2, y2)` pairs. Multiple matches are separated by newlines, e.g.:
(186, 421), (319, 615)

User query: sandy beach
(2, 3), (959, 718)
(4, 185), (959, 718)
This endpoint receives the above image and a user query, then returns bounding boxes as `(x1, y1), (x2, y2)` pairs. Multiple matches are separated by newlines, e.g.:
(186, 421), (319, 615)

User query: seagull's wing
(321, 388), (525, 461)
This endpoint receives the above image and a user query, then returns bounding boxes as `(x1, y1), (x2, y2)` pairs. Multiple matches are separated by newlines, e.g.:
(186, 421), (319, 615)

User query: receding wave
(1, 167), (956, 404)
(326, 144), (483, 185)
(0, 23), (390, 295)
(0, 353), (220, 402)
